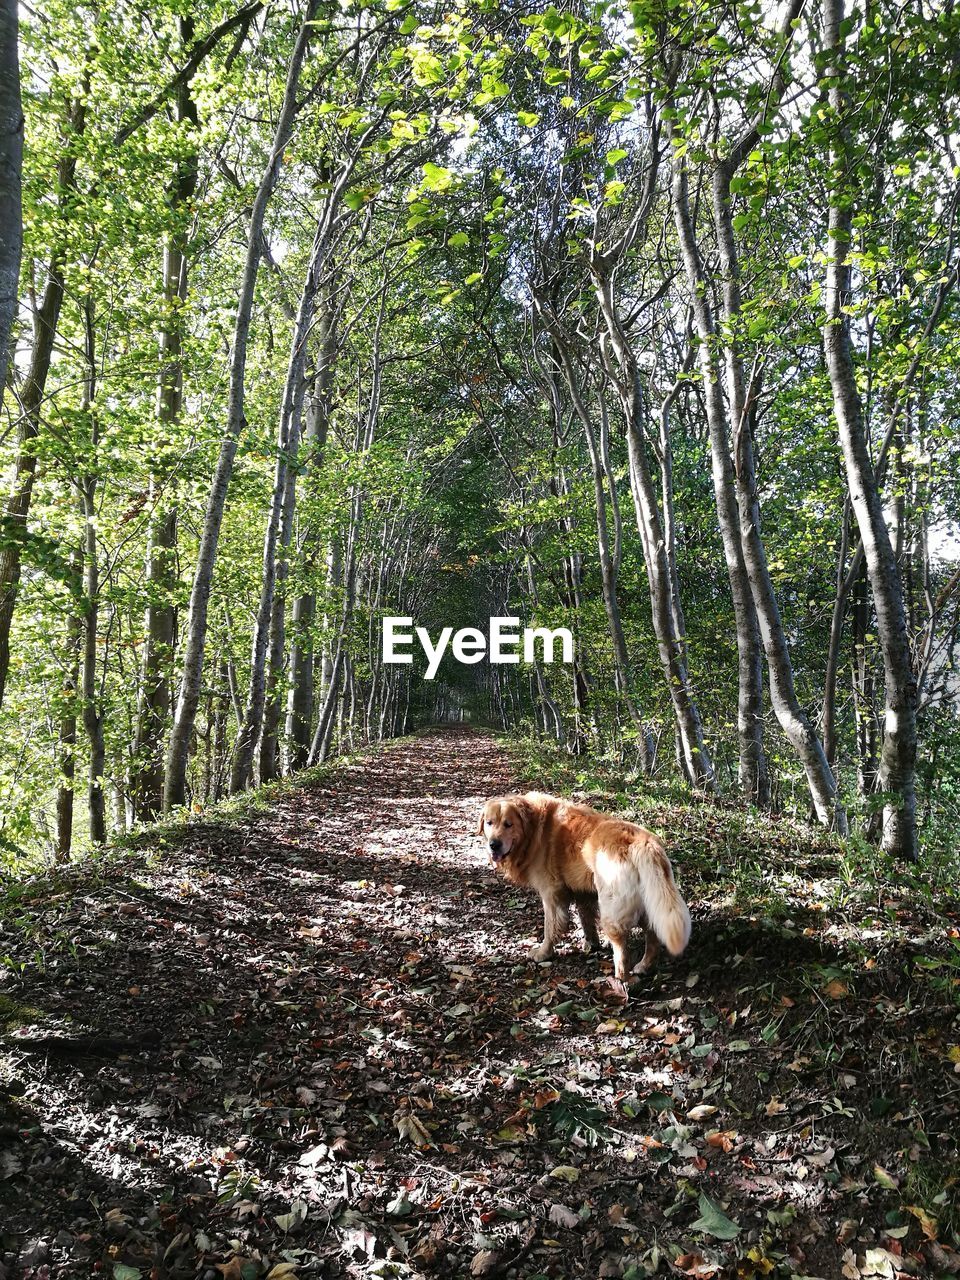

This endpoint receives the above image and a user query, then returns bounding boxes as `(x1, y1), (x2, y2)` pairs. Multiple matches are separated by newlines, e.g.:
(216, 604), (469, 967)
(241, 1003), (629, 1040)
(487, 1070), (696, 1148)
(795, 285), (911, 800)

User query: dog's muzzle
(488, 840), (506, 864)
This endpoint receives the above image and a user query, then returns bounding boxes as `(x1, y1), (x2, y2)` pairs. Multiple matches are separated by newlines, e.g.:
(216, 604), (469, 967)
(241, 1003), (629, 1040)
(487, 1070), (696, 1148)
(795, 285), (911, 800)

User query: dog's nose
(489, 838), (502, 853)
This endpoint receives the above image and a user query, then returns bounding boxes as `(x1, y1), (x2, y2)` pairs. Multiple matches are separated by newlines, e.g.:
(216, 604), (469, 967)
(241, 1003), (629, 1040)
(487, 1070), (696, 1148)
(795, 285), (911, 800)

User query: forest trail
(2, 731), (960, 1279)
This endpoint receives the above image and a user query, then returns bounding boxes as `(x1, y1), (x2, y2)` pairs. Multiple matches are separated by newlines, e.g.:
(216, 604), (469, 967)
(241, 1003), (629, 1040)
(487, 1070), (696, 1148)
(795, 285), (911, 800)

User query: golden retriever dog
(477, 791), (691, 981)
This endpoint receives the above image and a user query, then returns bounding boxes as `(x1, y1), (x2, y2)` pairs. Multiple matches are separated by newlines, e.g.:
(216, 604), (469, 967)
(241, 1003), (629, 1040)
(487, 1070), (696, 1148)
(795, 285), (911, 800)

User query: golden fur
(477, 791), (691, 980)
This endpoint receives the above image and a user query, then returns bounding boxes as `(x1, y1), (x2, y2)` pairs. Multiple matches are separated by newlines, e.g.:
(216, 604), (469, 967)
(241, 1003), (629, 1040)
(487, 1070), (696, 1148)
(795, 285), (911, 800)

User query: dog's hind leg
(632, 931), (661, 976)
(575, 894), (601, 954)
(603, 925), (633, 980)
(529, 887), (571, 961)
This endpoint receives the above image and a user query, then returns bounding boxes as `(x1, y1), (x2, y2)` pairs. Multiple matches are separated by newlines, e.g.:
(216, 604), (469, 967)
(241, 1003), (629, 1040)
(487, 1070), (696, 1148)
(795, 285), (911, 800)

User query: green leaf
(422, 162), (455, 192)
(691, 1193), (741, 1241)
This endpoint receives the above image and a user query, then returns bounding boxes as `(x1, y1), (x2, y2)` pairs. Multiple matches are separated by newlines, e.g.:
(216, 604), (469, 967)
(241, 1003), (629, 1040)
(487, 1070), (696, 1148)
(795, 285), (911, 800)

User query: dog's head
(476, 795), (532, 866)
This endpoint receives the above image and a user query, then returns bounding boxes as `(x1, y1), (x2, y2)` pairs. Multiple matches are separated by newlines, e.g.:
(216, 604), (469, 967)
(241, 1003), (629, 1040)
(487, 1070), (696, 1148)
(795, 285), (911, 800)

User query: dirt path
(2, 730), (958, 1280)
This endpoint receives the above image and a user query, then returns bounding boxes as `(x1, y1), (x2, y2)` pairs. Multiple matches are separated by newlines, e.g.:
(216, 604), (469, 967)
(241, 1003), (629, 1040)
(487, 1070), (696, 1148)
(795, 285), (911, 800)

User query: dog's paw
(582, 938), (601, 955)
(528, 943), (554, 961)
(630, 960), (656, 977)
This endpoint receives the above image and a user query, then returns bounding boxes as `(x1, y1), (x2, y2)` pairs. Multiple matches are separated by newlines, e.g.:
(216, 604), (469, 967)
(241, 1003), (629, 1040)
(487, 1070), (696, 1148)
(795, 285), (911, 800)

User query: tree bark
(79, 300), (106, 846)
(822, 0), (917, 859)
(130, 18), (198, 820)
(164, 0), (320, 810)
(0, 0), (22, 398)
(230, 220), (328, 792)
(55, 570), (81, 863)
(673, 150), (843, 825)
(585, 281), (716, 789)
(283, 301), (336, 770)
(0, 88), (87, 709)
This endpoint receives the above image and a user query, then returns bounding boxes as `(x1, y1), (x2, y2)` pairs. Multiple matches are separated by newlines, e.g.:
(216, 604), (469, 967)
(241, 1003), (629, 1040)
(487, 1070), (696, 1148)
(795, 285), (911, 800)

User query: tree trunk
(673, 150), (844, 824)
(230, 220), (328, 792)
(130, 21), (198, 820)
(79, 301), (106, 845)
(822, 0), (917, 859)
(580, 386), (652, 761)
(282, 302), (336, 771)
(0, 86), (87, 710)
(307, 520), (357, 766)
(668, 163), (774, 805)
(851, 560), (879, 801)
(622, 381), (716, 789)
(55, 575), (81, 862)
(0, 0), (22, 398)
(714, 160), (840, 823)
(583, 282), (715, 789)
(823, 506), (857, 767)
(164, 0), (320, 810)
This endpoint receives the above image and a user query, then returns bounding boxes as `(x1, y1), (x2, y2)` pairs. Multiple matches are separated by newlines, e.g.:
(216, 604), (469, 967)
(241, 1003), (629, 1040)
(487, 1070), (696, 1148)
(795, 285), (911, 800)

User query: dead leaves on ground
(2, 732), (960, 1278)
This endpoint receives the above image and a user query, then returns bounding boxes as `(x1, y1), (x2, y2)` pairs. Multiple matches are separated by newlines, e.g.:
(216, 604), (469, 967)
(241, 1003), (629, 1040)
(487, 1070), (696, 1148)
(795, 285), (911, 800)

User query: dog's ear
(475, 806), (487, 836)
(512, 796), (533, 831)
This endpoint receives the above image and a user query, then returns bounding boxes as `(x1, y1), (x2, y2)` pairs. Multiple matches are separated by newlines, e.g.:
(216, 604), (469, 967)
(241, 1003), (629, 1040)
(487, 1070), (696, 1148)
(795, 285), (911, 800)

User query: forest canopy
(1, 0), (959, 867)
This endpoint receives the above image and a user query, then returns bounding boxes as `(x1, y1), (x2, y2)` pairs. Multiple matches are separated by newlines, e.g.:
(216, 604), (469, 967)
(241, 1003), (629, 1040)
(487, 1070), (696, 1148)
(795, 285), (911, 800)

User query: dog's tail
(631, 839), (691, 956)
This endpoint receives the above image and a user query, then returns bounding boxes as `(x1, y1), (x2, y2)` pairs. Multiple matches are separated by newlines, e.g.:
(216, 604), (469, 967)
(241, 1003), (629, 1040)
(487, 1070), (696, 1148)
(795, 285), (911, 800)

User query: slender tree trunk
(669, 165), (773, 804)
(55, 576), (81, 862)
(674, 152), (843, 824)
(0, 87), (87, 709)
(164, 0), (320, 810)
(212, 657), (229, 801)
(622, 380), (716, 789)
(308, 520), (357, 766)
(80, 478), (106, 845)
(281, 305), (336, 771)
(79, 301), (106, 845)
(823, 505), (855, 767)
(822, 0), (917, 859)
(572, 285), (714, 787)
(580, 386), (651, 759)
(130, 18), (198, 820)
(851, 561), (879, 800)
(0, 0), (22, 398)
(231, 221), (328, 792)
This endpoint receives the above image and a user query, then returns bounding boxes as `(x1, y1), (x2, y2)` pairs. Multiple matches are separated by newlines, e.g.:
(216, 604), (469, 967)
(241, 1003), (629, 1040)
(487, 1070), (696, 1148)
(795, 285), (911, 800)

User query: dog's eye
(504, 821), (512, 828)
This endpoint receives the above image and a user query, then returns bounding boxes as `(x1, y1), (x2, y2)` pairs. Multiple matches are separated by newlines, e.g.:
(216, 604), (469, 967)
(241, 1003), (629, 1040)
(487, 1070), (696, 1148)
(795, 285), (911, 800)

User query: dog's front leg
(529, 890), (569, 961)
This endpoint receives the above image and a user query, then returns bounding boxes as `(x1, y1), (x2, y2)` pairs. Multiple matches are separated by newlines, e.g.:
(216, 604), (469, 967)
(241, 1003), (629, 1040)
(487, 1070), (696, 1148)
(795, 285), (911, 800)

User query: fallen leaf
(548, 1203), (579, 1229)
(705, 1129), (737, 1152)
(861, 1247), (898, 1278)
(275, 1199), (308, 1232)
(873, 1165), (899, 1190)
(691, 1192), (740, 1240)
(674, 1254), (720, 1278)
(395, 1113), (432, 1147)
(687, 1105), (719, 1121)
(905, 1204), (938, 1240)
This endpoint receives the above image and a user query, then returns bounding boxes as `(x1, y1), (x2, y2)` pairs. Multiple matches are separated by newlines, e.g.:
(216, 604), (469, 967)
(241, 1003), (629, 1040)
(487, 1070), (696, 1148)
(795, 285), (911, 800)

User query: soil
(1, 729), (959, 1280)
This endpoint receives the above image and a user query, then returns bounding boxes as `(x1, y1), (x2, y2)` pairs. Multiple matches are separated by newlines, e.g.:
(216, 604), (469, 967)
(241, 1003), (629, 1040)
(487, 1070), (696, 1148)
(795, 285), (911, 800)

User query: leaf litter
(0, 729), (959, 1278)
